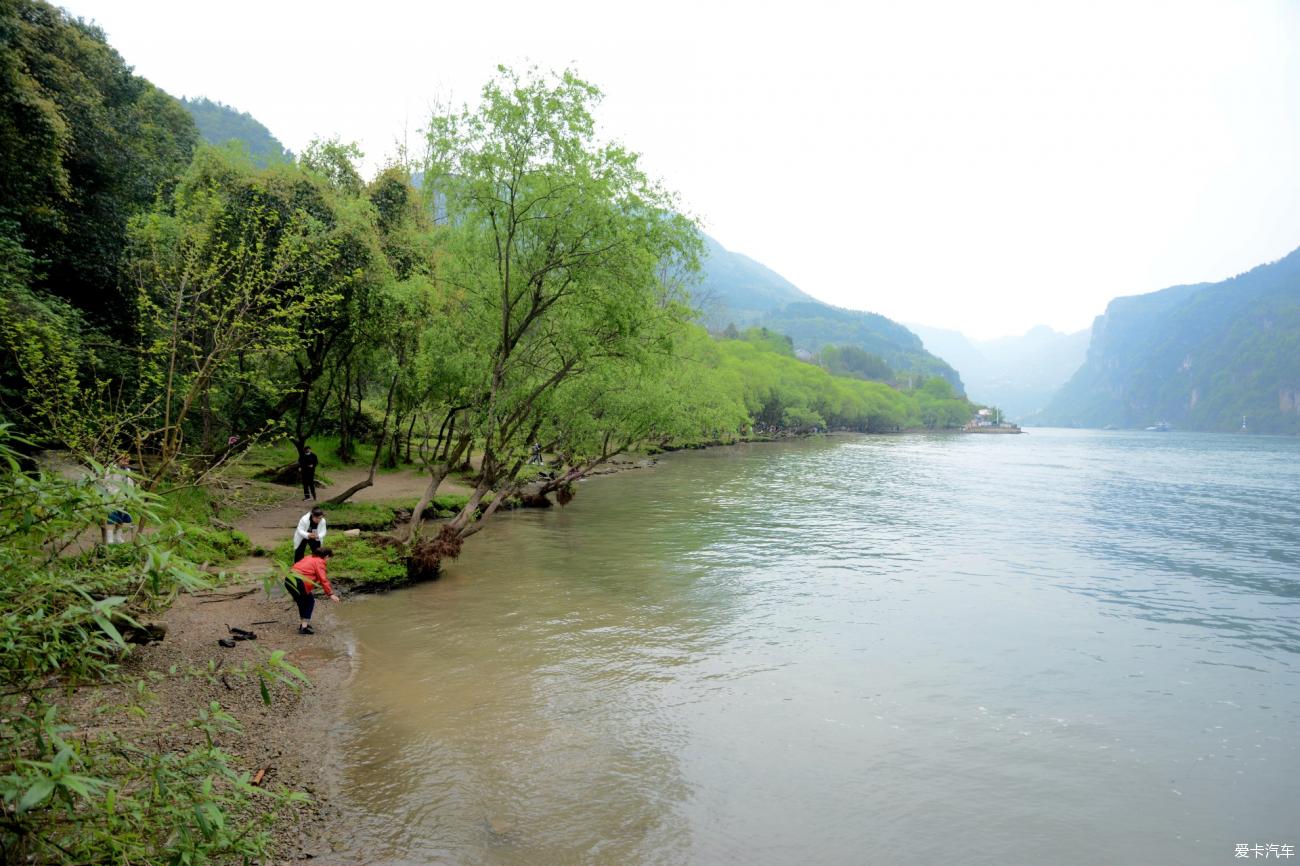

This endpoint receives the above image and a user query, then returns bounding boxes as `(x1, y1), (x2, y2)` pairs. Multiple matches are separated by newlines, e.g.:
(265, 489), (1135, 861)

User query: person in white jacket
(293, 506), (327, 562)
(101, 454), (135, 545)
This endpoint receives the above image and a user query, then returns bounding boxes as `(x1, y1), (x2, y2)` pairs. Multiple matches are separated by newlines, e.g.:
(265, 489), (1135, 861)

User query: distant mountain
(698, 235), (963, 390)
(180, 97), (292, 166)
(1037, 247), (1300, 433)
(910, 324), (1089, 419)
(694, 234), (817, 321)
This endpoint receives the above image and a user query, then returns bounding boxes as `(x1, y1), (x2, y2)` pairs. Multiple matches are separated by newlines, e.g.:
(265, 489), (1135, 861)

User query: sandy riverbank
(103, 579), (352, 862)
(104, 455), (655, 861)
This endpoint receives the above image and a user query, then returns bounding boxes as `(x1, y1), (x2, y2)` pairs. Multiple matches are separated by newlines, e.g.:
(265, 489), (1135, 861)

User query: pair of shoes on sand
(217, 627), (258, 648)
(298, 625), (315, 635)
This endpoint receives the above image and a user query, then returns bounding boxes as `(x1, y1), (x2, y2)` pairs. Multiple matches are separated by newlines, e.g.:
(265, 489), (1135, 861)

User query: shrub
(0, 426), (304, 863)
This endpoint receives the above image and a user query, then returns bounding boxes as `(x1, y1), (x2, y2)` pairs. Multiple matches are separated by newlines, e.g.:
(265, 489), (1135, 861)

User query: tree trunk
(405, 433), (471, 542)
(326, 371), (399, 505)
(336, 365), (355, 463)
(404, 413), (417, 463)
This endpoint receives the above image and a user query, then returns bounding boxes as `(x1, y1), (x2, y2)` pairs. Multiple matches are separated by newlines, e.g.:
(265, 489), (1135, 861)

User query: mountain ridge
(698, 235), (964, 390)
(1037, 246), (1300, 433)
(908, 323), (1089, 419)
(180, 97), (293, 167)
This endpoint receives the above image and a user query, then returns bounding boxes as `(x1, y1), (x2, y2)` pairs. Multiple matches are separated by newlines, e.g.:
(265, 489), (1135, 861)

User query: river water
(329, 429), (1300, 865)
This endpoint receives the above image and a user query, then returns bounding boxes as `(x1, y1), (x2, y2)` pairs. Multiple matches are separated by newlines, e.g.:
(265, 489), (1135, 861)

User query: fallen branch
(196, 587), (259, 604)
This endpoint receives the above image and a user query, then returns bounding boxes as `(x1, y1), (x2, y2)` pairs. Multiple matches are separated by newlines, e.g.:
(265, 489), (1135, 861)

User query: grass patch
(271, 534), (407, 589)
(316, 494), (476, 527)
(175, 523), (251, 564)
(233, 434), (415, 481)
(241, 435), (348, 472)
(432, 493), (470, 517)
(328, 535), (407, 587)
(156, 485), (253, 564)
(320, 501), (404, 531)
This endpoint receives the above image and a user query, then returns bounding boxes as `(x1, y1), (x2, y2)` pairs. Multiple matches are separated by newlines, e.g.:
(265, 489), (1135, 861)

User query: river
(328, 429), (1300, 865)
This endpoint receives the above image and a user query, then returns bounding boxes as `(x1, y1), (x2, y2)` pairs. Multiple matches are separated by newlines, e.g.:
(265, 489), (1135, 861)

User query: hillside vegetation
(1038, 248), (1300, 433)
(180, 96), (293, 165)
(699, 236), (964, 391)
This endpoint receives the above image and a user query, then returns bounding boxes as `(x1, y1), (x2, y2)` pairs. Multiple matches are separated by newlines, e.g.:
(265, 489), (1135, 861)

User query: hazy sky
(61, 0), (1300, 339)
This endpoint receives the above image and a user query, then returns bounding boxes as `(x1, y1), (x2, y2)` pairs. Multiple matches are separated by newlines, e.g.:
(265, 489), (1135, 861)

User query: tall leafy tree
(405, 66), (702, 559)
(0, 0), (197, 325)
(0, 0), (198, 444)
(127, 146), (346, 484)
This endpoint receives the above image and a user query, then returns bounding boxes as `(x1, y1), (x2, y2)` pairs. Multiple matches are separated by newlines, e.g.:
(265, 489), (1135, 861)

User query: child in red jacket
(287, 548), (341, 634)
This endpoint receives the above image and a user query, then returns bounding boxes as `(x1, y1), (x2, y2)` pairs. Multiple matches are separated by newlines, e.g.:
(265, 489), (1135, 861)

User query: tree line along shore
(0, 3), (987, 862)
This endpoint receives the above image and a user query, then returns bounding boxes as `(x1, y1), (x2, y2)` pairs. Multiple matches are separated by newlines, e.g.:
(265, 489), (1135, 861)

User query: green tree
(0, 0), (198, 327)
(126, 147), (347, 485)
(405, 66), (702, 559)
(0, 1), (199, 439)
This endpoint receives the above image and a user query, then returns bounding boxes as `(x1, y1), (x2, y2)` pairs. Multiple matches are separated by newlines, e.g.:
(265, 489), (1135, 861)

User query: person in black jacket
(299, 445), (318, 501)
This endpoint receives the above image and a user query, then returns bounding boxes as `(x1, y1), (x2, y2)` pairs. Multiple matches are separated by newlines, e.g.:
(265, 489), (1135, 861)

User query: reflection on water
(332, 430), (1300, 865)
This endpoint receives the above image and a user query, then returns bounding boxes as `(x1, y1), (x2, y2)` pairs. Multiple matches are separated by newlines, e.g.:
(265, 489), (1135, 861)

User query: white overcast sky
(62, 0), (1300, 339)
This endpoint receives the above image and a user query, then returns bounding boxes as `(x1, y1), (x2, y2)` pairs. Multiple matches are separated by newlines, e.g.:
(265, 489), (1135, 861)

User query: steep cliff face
(1038, 248), (1300, 433)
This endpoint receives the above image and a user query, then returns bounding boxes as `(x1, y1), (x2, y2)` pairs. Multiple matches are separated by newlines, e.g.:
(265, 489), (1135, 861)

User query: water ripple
(331, 430), (1300, 866)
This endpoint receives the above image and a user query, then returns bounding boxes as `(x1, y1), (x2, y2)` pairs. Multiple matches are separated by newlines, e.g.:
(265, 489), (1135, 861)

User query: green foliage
(242, 435), (350, 474)
(181, 96), (293, 166)
(0, 0), (199, 442)
(696, 232), (961, 390)
(2, 699), (305, 864)
(271, 533), (407, 588)
(0, 426), (303, 863)
(758, 301), (964, 390)
(914, 377), (972, 429)
(416, 64), (705, 534)
(712, 336), (919, 432)
(820, 344), (895, 383)
(434, 491), (475, 512)
(0, 0), (198, 323)
(1040, 249), (1300, 433)
(741, 326), (795, 357)
(327, 535), (408, 586)
(319, 501), (404, 531)
(171, 523), (251, 565)
(128, 145), (349, 479)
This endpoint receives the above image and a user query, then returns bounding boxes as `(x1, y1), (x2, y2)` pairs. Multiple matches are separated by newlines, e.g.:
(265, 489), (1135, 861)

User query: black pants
(284, 577), (315, 621)
(293, 538), (320, 563)
(302, 469), (316, 499)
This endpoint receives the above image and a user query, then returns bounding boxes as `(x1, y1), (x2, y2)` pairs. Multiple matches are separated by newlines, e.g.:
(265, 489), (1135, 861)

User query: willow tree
(406, 66), (701, 561)
(533, 324), (748, 500)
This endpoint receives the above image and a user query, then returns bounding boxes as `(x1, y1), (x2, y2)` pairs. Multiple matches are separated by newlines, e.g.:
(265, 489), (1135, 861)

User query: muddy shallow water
(328, 431), (1300, 865)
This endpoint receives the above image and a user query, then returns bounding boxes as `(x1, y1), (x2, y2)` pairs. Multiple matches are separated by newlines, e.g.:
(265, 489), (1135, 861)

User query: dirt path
(237, 465), (472, 552)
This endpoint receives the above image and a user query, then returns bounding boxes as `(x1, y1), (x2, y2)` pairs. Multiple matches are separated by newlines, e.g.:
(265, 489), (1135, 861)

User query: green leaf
(58, 773), (103, 799)
(91, 612), (127, 649)
(18, 778), (55, 812)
